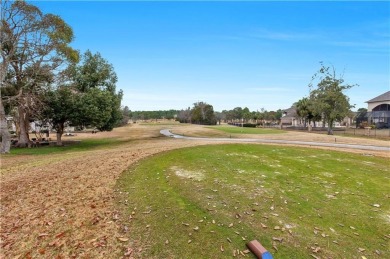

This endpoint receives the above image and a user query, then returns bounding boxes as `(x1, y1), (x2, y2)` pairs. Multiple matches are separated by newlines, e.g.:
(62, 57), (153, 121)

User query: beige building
(366, 91), (390, 128)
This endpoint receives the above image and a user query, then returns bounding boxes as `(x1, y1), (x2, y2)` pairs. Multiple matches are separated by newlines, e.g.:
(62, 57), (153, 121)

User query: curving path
(160, 129), (390, 152)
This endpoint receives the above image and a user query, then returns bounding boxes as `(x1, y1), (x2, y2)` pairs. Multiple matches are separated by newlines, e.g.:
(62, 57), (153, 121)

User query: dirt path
(1, 124), (388, 258)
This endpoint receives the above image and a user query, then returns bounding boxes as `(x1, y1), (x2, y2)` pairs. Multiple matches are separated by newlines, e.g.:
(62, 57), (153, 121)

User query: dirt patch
(171, 166), (205, 181)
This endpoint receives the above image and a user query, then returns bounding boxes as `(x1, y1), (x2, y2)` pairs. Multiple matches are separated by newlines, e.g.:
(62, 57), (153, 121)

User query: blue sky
(34, 1), (389, 112)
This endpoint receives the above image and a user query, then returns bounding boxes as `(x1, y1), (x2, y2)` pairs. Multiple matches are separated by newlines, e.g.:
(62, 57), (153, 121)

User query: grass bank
(6, 138), (125, 156)
(117, 144), (389, 258)
(207, 126), (285, 135)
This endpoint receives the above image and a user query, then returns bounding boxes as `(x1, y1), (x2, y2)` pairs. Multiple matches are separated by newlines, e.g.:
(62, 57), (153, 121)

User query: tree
(191, 102), (216, 125)
(355, 107), (368, 128)
(309, 63), (356, 135)
(43, 87), (78, 146)
(214, 111), (225, 125)
(177, 108), (191, 123)
(1, 1), (78, 151)
(295, 97), (313, 127)
(43, 51), (122, 144)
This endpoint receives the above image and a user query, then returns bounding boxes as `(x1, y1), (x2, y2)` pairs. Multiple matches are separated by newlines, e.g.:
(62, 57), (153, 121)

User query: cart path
(160, 129), (390, 152)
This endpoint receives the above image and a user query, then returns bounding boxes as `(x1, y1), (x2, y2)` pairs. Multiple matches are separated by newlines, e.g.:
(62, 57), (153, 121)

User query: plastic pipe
(246, 240), (273, 259)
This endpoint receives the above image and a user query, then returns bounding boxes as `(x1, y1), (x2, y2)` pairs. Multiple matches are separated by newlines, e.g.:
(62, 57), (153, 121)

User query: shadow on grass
(7, 138), (133, 156)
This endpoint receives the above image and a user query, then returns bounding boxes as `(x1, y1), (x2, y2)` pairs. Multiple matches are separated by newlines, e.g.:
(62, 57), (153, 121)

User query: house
(281, 107), (299, 126)
(366, 91), (390, 128)
(281, 106), (352, 128)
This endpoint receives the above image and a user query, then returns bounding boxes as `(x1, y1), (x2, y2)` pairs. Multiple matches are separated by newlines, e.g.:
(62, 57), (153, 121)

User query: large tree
(1, 0), (78, 151)
(43, 51), (123, 145)
(309, 63), (356, 135)
(191, 102), (216, 125)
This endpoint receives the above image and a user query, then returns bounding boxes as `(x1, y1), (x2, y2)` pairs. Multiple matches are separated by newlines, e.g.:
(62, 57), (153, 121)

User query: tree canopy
(309, 63), (356, 134)
(1, 0), (79, 151)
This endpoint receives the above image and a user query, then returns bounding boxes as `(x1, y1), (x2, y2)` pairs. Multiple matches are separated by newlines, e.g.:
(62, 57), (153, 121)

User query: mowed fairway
(207, 126), (285, 135)
(117, 144), (389, 258)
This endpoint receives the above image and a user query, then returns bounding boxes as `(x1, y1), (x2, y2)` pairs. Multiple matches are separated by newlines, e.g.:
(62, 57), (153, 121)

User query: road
(160, 129), (390, 152)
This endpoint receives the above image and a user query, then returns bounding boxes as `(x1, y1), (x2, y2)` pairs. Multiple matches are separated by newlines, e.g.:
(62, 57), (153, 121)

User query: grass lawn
(7, 138), (125, 156)
(117, 144), (389, 258)
(206, 126), (285, 135)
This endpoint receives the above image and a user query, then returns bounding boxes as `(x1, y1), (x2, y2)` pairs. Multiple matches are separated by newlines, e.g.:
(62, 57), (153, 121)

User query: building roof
(366, 91), (390, 103)
(282, 106), (297, 118)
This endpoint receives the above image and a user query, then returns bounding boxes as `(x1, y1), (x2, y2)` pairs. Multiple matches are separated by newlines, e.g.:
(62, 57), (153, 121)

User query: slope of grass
(206, 126), (285, 135)
(117, 144), (389, 258)
(6, 138), (125, 156)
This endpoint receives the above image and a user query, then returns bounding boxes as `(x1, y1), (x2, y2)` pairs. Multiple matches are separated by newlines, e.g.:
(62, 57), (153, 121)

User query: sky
(33, 1), (390, 112)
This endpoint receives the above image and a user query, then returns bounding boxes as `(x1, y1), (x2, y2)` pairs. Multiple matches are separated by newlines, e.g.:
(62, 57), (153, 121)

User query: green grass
(206, 126), (285, 135)
(6, 138), (125, 156)
(117, 144), (389, 258)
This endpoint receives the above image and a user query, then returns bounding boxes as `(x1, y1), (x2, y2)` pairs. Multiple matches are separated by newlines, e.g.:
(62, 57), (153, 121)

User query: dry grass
(1, 123), (388, 258)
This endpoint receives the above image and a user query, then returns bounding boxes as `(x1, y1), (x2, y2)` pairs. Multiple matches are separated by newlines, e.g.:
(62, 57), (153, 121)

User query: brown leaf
(56, 232), (65, 238)
(220, 245), (224, 252)
(272, 237), (283, 242)
(38, 233), (49, 238)
(118, 237), (129, 242)
(124, 247), (133, 256)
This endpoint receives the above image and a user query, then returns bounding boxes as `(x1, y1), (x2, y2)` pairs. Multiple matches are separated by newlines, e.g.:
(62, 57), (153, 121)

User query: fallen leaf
(188, 240), (192, 244)
(38, 233), (49, 238)
(220, 245), (224, 252)
(261, 223), (268, 228)
(274, 226), (281, 230)
(56, 232), (65, 238)
(272, 237), (283, 242)
(311, 246), (321, 253)
(117, 237), (129, 242)
(227, 237), (232, 243)
(358, 248), (365, 252)
(124, 247), (133, 256)
(193, 226), (199, 231)
(165, 240), (169, 245)
(228, 223), (234, 228)
(372, 204), (380, 208)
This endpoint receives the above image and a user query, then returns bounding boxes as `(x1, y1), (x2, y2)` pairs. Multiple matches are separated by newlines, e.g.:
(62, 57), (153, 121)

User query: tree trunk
(56, 122), (64, 146)
(16, 105), (30, 147)
(327, 119), (334, 135)
(0, 99), (11, 153)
